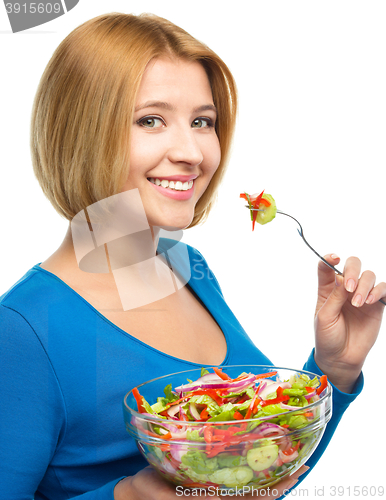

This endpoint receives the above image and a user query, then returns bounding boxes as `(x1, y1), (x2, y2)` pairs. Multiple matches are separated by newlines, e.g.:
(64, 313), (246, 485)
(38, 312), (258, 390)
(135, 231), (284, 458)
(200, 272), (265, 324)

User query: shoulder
(1, 265), (64, 313)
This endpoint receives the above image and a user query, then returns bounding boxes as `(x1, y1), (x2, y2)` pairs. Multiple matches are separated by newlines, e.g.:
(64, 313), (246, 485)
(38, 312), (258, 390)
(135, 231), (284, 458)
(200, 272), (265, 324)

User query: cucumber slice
(247, 444), (279, 471)
(209, 466), (254, 488)
(256, 194), (277, 225)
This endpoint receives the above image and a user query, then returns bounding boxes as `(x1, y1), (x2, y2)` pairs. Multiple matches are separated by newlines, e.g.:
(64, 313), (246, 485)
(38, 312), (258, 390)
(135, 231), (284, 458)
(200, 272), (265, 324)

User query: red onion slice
(304, 390), (316, 400)
(189, 402), (201, 421)
(279, 403), (304, 411)
(174, 373), (256, 394)
(259, 381), (291, 400)
(166, 405), (181, 419)
(254, 423), (288, 437)
(170, 444), (188, 462)
(279, 448), (299, 463)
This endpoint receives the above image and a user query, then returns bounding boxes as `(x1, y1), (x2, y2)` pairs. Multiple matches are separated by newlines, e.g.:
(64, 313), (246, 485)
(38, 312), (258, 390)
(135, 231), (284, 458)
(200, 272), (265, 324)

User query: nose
(166, 125), (204, 167)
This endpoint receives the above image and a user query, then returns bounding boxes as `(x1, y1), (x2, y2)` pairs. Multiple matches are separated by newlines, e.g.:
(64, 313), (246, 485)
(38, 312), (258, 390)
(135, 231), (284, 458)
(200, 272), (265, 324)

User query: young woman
(0, 13), (384, 500)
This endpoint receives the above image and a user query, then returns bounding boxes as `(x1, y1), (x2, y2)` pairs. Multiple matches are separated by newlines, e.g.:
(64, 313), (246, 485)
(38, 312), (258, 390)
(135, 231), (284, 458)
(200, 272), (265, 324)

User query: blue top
(0, 240), (363, 500)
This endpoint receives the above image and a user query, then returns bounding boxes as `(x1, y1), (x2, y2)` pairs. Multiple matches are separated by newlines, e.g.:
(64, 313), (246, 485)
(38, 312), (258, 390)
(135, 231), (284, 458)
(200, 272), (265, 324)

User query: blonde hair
(30, 12), (237, 226)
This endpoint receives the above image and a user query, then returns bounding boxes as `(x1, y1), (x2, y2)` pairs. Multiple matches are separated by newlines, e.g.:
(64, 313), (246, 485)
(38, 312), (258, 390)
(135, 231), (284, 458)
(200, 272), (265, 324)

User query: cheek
(129, 131), (163, 172)
(203, 135), (221, 176)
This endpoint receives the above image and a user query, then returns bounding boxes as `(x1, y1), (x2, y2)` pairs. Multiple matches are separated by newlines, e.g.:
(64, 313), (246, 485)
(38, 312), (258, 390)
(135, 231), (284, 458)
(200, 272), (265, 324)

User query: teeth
(149, 178), (194, 191)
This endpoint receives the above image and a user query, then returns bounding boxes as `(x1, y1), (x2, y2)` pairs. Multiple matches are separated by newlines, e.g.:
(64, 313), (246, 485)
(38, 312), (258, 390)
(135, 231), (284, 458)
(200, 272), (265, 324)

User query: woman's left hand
(314, 254), (386, 393)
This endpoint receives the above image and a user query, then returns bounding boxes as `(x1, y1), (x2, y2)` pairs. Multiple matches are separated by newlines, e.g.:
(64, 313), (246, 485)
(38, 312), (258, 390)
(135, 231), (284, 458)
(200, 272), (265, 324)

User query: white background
(1, 1), (385, 498)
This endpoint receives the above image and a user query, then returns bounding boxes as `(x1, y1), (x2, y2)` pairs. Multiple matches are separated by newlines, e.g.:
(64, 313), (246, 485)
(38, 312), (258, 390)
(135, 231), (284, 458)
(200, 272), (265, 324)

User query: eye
(137, 116), (165, 129)
(191, 117), (214, 129)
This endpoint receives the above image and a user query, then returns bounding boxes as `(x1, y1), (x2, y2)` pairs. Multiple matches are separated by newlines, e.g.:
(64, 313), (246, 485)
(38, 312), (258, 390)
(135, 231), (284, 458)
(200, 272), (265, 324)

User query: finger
(343, 256), (362, 293)
(317, 273), (349, 325)
(318, 253), (341, 289)
(365, 281), (386, 305)
(351, 270), (376, 307)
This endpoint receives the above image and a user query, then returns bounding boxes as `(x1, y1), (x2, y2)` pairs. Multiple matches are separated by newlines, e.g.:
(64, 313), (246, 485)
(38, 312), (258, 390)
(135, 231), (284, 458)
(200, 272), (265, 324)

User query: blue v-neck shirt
(0, 240), (363, 499)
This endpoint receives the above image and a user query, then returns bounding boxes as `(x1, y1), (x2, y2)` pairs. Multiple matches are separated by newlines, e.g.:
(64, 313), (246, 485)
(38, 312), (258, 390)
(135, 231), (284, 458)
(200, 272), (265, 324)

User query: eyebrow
(134, 100), (217, 116)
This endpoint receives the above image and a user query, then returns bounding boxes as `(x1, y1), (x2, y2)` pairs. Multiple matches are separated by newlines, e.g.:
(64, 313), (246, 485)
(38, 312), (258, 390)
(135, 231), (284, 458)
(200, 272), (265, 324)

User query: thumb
(318, 274), (349, 325)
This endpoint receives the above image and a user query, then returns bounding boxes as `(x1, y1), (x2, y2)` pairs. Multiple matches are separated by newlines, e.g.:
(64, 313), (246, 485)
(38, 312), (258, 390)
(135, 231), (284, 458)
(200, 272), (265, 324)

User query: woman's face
(123, 57), (221, 229)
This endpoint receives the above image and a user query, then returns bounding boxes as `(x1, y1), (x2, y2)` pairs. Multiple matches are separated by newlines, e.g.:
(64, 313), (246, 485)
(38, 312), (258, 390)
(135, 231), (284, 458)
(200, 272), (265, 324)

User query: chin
(149, 213), (194, 232)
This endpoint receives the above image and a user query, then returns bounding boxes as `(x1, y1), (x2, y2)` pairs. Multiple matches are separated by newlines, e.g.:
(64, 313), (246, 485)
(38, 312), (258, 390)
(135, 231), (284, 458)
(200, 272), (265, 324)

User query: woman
(0, 12), (384, 500)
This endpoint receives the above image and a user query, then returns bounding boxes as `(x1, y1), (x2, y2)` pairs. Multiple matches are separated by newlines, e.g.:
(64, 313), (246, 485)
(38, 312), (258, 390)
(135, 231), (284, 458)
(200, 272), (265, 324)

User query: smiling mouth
(148, 178), (194, 191)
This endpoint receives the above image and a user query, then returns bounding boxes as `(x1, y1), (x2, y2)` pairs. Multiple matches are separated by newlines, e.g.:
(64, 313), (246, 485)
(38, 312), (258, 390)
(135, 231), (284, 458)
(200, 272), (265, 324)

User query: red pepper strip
(252, 397), (261, 414)
(263, 469), (271, 479)
(212, 367), (232, 381)
(141, 429), (172, 440)
(259, 197), (271, 207)
(132, 387), (146, 413)
(316, 375), (328, 395)
(244, 404), (254, 420)
(260, 387), (290, 407)
(204, 426), (213, 443)
(252, 190), (264, 231)
(189, 389), (223, 406)
(233, 411), (244, 420)
(282, 441), (300, 456)
(255, 371), (278, 380)
(213, 427), (241, 439)
(261, 386), (290, 406)
(200, 407), (210, 420)
(165, 396), (190, 408)
(305, 386), (314, 393)
(206, 443), (228, 458)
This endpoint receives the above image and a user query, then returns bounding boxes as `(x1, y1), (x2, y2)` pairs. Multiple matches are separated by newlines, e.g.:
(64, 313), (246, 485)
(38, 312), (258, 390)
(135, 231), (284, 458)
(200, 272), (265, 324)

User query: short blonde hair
(30, 12), (237, 226)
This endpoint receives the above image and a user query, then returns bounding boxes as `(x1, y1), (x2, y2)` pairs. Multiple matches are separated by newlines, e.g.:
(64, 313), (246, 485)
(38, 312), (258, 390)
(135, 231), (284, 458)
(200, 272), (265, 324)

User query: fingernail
(352, 294), (362, 307)
(335, 274), (343, 287)
(346, 278), (356, 293)
(288, 479), (298, 489)
(331, 253), (339, 260)
(366, 294), (374, 304)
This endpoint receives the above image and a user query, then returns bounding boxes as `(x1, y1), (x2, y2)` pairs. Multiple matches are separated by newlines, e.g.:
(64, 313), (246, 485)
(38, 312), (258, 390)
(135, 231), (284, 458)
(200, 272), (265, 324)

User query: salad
(240, 190), (277, 230)
(128, 367), (329, 489)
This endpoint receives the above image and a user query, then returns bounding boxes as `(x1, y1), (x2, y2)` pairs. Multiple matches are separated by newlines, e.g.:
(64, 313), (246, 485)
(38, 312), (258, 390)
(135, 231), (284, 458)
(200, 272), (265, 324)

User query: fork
(245, 206), (386, 306)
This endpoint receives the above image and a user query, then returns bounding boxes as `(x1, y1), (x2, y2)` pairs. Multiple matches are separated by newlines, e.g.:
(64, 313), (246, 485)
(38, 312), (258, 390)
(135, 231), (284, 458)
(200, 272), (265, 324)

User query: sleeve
(276, 348), (363, 499)
(0, 304), (125, 500)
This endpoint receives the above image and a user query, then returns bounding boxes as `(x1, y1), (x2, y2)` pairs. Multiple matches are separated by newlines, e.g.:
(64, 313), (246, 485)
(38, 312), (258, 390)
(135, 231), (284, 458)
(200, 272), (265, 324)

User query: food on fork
(240, 191), (277, 230)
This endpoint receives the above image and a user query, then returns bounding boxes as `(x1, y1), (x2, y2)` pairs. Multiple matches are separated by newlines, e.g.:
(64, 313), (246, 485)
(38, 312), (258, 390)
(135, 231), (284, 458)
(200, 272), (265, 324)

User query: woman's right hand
(114, 465), (309, 499)
(114, 466), (186, 499)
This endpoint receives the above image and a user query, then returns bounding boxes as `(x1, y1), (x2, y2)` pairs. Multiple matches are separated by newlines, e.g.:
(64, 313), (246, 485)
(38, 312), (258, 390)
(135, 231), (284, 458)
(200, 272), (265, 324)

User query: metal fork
(246, 206), (386, 306)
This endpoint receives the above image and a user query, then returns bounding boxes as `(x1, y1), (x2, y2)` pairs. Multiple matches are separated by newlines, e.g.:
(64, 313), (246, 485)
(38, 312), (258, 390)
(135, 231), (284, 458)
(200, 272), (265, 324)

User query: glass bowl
(123, 365), (332, 490)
